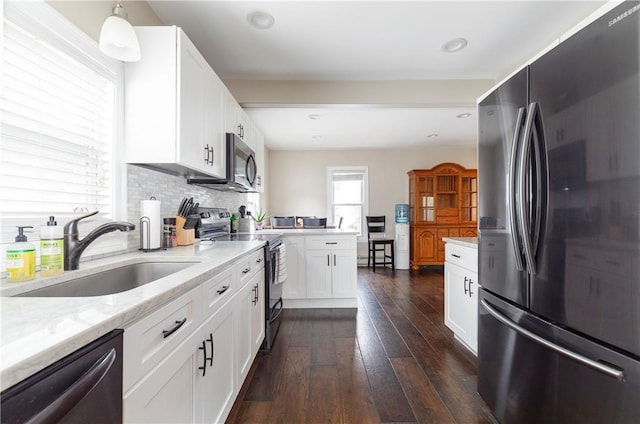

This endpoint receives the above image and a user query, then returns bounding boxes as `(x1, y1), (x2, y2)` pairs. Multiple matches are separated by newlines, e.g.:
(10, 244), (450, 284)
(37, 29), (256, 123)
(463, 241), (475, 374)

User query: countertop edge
(0, 240), (265, 391)
(443, 237), (478, 249)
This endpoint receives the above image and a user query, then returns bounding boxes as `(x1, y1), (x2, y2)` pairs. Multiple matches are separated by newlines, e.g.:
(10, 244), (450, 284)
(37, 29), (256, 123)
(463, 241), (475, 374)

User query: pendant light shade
(99, 2), (140, 62)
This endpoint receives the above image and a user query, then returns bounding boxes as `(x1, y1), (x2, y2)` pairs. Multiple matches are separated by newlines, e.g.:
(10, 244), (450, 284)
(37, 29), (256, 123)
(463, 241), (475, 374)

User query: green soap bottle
(40, 216), (64, 276)
(6, 226), (36, 282)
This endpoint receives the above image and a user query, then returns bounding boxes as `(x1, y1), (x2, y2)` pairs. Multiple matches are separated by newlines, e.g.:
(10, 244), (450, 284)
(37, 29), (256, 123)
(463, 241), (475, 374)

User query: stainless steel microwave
(187, 133), (257, 192)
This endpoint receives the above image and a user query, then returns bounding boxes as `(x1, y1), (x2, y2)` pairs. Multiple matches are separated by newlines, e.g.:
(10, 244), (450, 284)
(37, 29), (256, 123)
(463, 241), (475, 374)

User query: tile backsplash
(126, 165), (253, 251)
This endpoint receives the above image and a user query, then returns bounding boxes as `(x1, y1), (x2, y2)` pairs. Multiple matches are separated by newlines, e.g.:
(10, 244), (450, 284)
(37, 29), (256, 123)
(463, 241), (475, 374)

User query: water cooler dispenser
(395, 204), (410, 270)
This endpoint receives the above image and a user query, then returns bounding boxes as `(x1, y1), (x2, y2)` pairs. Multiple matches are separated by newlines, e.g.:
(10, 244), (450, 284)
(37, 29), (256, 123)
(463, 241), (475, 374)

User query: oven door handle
(269, 298), (284, 323)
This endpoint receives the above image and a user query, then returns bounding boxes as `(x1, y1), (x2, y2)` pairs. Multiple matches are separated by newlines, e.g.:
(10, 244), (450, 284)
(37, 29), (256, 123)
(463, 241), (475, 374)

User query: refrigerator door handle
(481, 299), (625, 380)
(508, 106), (527, 272)
(530, 102), (548, 262)
(517, 102), (538, 275)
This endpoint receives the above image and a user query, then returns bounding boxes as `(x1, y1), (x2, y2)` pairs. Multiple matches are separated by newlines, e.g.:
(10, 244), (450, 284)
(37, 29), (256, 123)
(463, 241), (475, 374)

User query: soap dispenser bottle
(40, 216), (64, 276)
(6, 226), (36, 282)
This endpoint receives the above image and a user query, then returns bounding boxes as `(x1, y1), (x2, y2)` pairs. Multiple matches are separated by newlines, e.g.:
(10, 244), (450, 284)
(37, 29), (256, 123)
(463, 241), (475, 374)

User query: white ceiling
(147, 1), (607, 150)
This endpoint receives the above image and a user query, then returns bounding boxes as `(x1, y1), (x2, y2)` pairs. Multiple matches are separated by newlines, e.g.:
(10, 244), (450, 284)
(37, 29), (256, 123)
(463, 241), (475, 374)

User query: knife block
(175, 216), (195, 246)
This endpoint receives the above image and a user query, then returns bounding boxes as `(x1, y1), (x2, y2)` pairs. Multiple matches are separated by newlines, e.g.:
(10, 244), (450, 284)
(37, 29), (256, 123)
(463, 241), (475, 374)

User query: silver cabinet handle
(481, 299), (624, 380)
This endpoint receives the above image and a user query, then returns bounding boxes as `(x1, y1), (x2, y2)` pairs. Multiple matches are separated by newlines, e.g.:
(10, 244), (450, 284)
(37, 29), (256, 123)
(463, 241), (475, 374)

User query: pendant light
(99, 2), (141, 62)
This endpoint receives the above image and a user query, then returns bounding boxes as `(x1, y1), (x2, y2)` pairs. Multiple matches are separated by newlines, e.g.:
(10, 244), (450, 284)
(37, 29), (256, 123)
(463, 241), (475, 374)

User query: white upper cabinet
(125, 26), (226, 179)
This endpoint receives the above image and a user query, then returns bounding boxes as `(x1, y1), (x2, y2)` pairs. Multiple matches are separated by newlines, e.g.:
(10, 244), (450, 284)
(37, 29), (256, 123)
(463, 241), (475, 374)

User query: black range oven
(194, 207), (284, 351)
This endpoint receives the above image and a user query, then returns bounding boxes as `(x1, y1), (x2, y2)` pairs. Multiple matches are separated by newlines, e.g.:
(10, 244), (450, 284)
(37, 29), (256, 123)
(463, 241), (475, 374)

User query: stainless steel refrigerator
(477, 2), (640, 422)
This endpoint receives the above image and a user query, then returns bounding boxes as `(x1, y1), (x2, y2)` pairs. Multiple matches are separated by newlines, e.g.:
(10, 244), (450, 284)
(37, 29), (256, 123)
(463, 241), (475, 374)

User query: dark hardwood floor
(227, 267), (496, 424)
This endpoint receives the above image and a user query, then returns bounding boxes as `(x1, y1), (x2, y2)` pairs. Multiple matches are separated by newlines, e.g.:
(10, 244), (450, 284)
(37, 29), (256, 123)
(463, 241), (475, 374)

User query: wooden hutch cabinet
(408, 163), (478, 269)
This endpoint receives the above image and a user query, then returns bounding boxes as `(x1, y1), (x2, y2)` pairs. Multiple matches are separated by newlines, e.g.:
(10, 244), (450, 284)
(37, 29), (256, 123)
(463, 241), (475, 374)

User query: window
(1, 1), (126, 262)
(327, 166), (369, 237)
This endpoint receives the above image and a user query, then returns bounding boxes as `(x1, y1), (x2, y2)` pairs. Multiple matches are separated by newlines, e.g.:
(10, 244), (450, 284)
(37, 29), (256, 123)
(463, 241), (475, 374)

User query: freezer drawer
(478, 289), (640, 424)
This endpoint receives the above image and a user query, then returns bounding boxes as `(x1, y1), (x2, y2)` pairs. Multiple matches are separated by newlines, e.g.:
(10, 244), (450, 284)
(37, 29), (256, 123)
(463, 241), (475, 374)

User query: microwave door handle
(246, 154), (257, 186)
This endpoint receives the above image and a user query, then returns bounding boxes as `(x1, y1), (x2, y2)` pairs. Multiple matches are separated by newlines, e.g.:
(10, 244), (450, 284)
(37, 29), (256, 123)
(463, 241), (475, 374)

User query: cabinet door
(178, 31), (207, 171)
(414, 228), (436, 263)
(204, 67), (226, 178)
(236, 279), (253, 383)
(282, 236), (306, 299)
(331, 250), (357, 298)
(195, 298), (236, 424)
(251, 273), (266, 355)
(124, 331), (197, 423)
(306, 250), (333, 298)
(444, 261), (478, 353)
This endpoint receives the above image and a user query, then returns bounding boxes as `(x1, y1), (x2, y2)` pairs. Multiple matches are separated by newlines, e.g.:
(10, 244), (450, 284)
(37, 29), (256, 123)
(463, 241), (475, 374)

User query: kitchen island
(259, 228), (359, 308)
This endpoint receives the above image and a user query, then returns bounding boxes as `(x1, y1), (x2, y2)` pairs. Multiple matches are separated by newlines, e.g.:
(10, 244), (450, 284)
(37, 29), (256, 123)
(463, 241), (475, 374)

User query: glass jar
(163, 217), (176, 248)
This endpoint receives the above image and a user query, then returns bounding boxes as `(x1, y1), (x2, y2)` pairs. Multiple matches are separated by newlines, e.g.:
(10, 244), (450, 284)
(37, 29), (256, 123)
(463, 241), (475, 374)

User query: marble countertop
(258, 228), (358, 235)
(442, 237), (478, 249)
(0, 240), (265, 391)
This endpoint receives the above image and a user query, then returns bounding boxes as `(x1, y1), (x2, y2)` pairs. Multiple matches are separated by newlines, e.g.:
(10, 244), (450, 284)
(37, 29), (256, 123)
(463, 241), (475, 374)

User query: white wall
(269, 146), (477, 258)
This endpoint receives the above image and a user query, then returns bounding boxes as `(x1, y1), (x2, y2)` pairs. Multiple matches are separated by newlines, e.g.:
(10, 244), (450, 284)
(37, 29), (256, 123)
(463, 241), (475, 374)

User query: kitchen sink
(16, 261), (199, 297)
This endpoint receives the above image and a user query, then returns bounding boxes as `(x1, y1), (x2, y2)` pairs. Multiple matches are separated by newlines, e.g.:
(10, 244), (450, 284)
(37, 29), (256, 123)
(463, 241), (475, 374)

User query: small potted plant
(251, 209), (267, 230)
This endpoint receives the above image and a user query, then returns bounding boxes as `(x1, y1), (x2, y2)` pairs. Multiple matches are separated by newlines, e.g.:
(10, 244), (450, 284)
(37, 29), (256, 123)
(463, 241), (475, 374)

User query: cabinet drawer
(203, 264), (235, 313)
(306, 236), (355, 250)
(445, 243), (478, 273)
(437, 209), (459, 217)
(124, 287), (200, 392)
(237, 248), (264, 287)
(437, 216), (459, 224)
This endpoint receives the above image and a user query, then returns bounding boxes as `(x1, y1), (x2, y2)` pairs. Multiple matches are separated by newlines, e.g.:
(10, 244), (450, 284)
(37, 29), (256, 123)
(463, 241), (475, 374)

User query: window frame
(326, 166), (369, 241)
(1, 0), (127, 263)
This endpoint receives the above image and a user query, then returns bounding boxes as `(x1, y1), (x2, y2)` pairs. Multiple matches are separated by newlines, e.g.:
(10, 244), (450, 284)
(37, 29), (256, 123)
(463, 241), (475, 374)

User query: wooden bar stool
(366, 216), (394, 272)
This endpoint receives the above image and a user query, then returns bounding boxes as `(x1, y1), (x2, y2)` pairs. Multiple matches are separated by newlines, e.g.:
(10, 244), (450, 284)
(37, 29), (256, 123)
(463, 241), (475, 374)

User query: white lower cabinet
(124, 247), (265, 423)
(123, 319), (199, 423)
(305, 236), (357, 300)
(237, 270), (265, 384)
(281, 235), (306, 300)
(443, 241), (479, 355)
(194, 298), (236, 423)
(282, 234), (357, 308)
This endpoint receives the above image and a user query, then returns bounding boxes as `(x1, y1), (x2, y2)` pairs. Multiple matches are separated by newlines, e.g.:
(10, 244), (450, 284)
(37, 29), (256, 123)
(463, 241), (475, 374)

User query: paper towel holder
(140, 196), (164, 252)
(139, 216), (164, 252)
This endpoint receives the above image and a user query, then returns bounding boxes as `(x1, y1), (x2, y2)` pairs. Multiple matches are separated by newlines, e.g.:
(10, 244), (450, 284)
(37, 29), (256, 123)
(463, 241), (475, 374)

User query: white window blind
(1, 1), (125, 259)
(327, 167), (369, 237)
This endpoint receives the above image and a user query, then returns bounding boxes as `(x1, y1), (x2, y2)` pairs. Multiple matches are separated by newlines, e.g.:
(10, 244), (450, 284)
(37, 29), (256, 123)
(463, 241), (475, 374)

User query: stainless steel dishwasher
(1, 329), (123, 423)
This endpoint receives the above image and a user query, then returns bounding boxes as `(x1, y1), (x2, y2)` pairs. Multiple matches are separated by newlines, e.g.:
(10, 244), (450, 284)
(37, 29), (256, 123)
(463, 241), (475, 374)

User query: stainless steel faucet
(64, 210), (136, 270)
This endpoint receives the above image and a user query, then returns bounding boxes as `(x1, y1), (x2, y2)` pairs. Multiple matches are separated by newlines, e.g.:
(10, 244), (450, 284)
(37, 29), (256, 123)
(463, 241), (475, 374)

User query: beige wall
(47, 1), (163, 41)
(268, 145), (477, 235)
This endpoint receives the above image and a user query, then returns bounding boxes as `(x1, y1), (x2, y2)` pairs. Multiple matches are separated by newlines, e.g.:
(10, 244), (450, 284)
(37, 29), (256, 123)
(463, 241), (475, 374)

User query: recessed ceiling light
(456, 113), (471, 118)
(427, 133), (438, 138)
(247, 11), (275, 30)
(308, 114), (321, 120)
(442, 38), (468, 53)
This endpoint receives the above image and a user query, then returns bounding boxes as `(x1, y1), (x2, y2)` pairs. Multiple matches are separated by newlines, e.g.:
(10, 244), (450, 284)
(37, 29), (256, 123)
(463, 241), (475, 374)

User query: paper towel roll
(141, 198), (161, 250)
